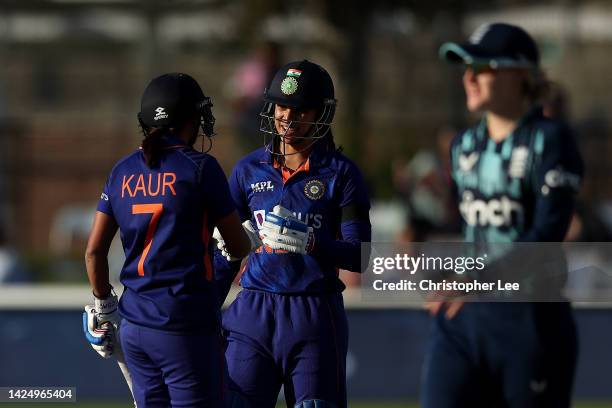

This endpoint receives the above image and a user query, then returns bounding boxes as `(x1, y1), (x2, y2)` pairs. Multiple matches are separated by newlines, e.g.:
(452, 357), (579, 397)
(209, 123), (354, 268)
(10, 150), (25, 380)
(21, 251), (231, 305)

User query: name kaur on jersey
(121, 172), (177, 198)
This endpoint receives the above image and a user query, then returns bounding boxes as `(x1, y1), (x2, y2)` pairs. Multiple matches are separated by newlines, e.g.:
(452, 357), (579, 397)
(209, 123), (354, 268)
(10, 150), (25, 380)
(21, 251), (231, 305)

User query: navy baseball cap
(439, 23), (539, 69)
(264, 60), (335, 109)
(139, 73), (207, 128)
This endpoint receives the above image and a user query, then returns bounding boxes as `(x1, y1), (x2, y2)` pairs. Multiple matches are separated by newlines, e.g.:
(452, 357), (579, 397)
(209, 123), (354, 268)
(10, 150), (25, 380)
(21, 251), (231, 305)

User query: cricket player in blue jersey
(82, 73), (260, 407)
(214, 60), (371, 408)
(421, 23), (583, 407)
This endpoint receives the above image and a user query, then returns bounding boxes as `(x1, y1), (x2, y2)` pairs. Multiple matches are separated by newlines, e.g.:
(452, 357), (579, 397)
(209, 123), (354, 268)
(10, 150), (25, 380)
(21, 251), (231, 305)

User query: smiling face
(462, 65), (528, 114)
(274, 104), (317, 146)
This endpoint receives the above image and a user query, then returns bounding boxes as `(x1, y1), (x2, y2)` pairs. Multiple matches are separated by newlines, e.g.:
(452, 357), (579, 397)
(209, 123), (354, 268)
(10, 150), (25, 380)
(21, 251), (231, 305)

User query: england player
(215, 60), (371, 408)
(83, 73), (259, 407)
(421, 23), (583, 407)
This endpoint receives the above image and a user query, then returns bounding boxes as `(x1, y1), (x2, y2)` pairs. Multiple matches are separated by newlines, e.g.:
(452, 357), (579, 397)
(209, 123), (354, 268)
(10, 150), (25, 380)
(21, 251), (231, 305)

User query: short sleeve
(228, 164), (252, 222)
(519, 124), (583, 242)
(96, 176), (114, 217)
(339, 163), (370, 208)
(338, 162), (371, 223)
(201, 157), (236, 225)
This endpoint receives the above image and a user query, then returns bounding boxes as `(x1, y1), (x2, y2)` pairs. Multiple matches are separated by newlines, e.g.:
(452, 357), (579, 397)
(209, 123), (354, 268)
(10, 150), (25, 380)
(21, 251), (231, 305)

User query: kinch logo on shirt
(251, 180), (274, 193)
(459, 190), (524, 227)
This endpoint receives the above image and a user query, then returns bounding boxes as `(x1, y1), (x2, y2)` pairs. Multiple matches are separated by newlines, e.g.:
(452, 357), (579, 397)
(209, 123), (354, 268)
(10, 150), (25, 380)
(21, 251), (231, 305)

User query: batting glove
(260, 205), (314, 254)
(213, 220), (262, 261)
(83, 290), (120, 359)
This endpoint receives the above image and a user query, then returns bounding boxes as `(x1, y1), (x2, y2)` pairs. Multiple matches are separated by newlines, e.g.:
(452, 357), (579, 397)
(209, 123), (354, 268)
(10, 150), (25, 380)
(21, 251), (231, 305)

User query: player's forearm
(85, 252), (112, 298)
(85, 211), (117, 299)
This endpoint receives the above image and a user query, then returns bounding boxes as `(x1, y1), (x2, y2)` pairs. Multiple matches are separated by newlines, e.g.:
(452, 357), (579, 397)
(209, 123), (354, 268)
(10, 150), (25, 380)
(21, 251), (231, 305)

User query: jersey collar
(160, 133), (189, 149)
(273, 158), (311, 183)
(478, 105), (544, 141)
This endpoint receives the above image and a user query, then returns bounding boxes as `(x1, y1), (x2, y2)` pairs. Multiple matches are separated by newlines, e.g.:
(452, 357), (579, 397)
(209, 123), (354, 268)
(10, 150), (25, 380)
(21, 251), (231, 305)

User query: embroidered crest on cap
(281, 77), (299, 95)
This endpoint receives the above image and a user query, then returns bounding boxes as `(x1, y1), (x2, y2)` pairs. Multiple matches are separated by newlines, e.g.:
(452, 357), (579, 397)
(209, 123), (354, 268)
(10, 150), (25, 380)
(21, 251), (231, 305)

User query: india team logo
(304, 180), (325, 200)
(281, 77), (298, 95)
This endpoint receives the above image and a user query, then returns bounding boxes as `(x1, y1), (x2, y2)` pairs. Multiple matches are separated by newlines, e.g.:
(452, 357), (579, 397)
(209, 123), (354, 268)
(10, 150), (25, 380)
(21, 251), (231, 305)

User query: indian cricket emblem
(281, 77), (298, 95)
(304, 180), (325, 200)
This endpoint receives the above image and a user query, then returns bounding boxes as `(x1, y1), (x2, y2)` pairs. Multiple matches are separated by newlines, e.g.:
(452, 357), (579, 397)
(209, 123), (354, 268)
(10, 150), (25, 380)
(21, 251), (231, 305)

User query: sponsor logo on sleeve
(542, 167), (581, 195)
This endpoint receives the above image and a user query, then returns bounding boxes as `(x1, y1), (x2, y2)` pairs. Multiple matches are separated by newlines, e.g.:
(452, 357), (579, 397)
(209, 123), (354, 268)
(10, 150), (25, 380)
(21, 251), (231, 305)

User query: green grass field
(0, 403), (610, 408)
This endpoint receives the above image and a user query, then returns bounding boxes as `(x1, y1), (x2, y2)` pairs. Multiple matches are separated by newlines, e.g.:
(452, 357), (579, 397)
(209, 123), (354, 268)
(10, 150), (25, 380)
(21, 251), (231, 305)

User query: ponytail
(142, 127), (166, 168)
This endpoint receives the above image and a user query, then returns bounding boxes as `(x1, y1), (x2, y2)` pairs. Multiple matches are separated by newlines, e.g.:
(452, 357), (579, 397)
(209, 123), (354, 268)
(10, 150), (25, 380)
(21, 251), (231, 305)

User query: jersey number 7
(132, 203), (163, 276)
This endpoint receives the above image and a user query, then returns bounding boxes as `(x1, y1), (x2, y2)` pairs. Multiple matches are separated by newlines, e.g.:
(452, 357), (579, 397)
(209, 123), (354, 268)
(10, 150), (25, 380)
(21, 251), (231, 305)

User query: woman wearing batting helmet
(83, 73), (259, 407)
(214, 60), (371, 408)
(422, 23), (583, 407)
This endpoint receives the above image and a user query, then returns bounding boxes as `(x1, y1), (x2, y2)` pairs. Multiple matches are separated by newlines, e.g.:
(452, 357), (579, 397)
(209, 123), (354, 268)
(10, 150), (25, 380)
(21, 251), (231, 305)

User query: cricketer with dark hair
(83, 73), (259, 407)
(214, 60), (372, 408)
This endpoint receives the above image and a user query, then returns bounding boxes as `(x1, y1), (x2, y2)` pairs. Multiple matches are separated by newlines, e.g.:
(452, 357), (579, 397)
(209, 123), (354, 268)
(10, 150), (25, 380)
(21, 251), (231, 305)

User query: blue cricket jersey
(97, 134), (235, 332)
(451, 107), (583, 243)
(221, 142), (371, 294)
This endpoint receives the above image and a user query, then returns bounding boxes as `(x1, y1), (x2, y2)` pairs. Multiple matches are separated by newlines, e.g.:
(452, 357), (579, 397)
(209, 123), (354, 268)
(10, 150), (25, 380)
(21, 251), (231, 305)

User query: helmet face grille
(257, 60), (337, 157)
(258, 98), (336, 157)
(198, 97), (215, 138)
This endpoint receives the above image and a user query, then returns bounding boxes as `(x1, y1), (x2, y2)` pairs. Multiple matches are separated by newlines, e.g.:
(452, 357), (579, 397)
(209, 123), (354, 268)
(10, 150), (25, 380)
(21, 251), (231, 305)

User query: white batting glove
(83, 291), (121, 359)
(242, 220), (263, 250)
(260, 205), (314, 254)
(213, 220), (262, 261)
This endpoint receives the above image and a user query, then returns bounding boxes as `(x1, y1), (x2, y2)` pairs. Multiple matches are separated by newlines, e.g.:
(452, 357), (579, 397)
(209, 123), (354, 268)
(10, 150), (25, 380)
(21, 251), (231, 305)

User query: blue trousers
(222, 290), (348, 408)
(120, 319), (226, 408)
(421, 302), (577, 408)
